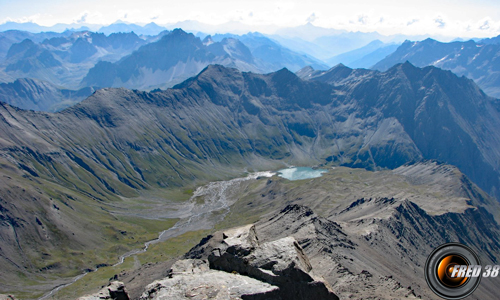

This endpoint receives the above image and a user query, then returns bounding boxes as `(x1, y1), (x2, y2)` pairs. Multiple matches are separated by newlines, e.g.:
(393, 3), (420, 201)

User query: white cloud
(2, 0), (500, 38)
(8, 13), (43, 24)
(480, 20), (490, 30)
(434, 17), (446, 28)
(306, 13), (317, 23)
(76, 12), (88, 24)
(407, 19), (419, 26)
(358, 15), (368, 25)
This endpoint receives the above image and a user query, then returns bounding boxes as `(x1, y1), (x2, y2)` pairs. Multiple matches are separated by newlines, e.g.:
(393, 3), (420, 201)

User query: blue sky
(1, 0), (500, 37)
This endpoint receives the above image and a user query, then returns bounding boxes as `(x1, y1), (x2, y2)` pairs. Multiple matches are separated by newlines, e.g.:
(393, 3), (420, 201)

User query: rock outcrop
(141, 224), (338, 300)
(139, 259), (278, 300)
(77, 281), (130, 300)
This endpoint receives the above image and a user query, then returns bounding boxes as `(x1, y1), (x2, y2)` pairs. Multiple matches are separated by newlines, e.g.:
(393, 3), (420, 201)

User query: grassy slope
(0, 160), (178, 298)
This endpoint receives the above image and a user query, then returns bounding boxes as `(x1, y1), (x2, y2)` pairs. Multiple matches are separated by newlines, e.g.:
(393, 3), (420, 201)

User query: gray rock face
(77, 281), (129, 300)
(139, 259), (279, 300)
(150, 224), (338, 300)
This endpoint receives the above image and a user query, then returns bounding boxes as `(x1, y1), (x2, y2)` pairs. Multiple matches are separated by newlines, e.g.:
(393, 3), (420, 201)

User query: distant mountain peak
(202, 35), (214, 46)
(6, 38), (37, 58)
(401, 60), (416, 67)
(422, 37), (437, 43)
(197, 64), (238, 77)
(332, 63), (349, 69)
(272, 67), (296, 78)
(156, 28), (196, 44)
(171, 28), (188, 35)
(297, 66), (315, 74)
(386, 61), (420, 77)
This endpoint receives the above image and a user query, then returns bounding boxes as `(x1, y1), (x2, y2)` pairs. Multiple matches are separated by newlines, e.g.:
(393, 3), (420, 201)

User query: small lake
(277, 167), (328, 181)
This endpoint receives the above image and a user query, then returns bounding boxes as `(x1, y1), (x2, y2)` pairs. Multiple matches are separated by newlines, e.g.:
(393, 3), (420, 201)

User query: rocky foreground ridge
(79, 222), (339, 300)
(79, 179), (500, 300)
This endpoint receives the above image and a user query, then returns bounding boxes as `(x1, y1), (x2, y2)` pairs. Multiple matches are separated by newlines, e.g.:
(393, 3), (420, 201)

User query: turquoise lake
(277, 167), (328, 181)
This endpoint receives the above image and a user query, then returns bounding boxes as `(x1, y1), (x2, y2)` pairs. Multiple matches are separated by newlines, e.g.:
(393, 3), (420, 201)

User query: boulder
(77, 281), (129, 300)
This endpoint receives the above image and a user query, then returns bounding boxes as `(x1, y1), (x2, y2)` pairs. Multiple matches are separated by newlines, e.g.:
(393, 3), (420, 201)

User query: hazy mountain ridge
(326, 40), (400, 68)
(1, 31), (147, 89)
(211, 32), (328, 71)
(97, 21), (167, 36)
(83, 29), (329, 90)
(372, 37), (500, 97)
(268, 25), (444, 63)
(0, 78), (96, 111)
(0, 30), (74, 62)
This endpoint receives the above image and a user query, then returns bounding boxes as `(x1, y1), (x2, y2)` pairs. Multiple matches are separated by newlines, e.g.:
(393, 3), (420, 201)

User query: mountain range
(97, 21), (168, 36)
(0, 22), (97, 34)
(0, 30), (73, 61)
(269, 24), (452, 63)
(82, 29), (328, 90)
(325, 39), (400, 68)
(0, 21), (169, 36)
(211, 32), (327, 71)
(1, 31), (147, 89)
(2, 62), (500, 297)
(3, 18), (500, 300)
(372, 37), (500, 97)
(0, 28), (330, 93)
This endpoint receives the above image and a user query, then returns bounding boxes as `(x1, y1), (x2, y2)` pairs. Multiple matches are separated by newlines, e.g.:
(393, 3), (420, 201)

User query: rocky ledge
(140, 224), (338, 300)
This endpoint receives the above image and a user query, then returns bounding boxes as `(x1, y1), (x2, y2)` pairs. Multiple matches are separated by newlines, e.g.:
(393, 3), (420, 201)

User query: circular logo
(425, 243), (482, 299)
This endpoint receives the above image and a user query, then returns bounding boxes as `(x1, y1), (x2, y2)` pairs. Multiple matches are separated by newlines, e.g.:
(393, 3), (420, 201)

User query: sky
(1, 0), (500, 38)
